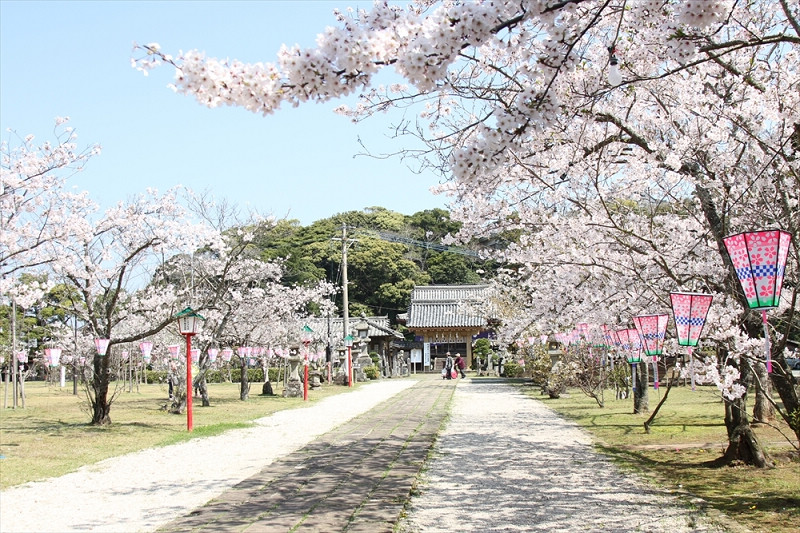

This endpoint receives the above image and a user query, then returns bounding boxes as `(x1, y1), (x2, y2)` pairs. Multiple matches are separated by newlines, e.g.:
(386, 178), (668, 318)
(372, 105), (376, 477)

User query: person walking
(455, 353), (467, 378)
(445, 352), (454, 380)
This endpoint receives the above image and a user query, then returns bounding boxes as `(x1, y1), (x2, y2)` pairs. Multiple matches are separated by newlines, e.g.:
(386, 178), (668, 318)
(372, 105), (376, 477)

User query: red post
(347, 345), (353, 387)
(185, 333), (194, 432)
(303, 349), (309, 401)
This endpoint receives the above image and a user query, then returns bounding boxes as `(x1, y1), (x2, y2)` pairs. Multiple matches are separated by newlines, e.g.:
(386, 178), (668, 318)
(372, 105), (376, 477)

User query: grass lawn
(0, 378), (355, 489)
(517, 382), (800, 533)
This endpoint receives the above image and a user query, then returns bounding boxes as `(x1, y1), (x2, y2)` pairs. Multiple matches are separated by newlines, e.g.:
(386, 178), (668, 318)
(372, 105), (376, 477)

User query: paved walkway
(158, 375), (455, 532)
(3, 375), (740, 533)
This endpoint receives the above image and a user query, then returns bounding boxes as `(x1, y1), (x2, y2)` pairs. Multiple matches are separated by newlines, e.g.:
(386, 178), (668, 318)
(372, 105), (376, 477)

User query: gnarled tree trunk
(722, 353), (771, 467)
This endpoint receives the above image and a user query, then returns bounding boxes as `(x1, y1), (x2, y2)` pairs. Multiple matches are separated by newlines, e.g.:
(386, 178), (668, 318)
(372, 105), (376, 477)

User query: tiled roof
(406, 285), (489, 329)
(306, 316), (401, 341)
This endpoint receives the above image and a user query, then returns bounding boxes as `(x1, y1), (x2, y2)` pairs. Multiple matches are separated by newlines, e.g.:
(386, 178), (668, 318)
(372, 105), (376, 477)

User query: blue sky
(0, 0), (448, 226)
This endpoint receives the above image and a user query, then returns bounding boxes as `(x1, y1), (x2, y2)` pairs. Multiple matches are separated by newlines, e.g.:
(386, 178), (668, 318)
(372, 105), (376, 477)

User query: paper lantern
(670, 292), (713, 391)
(139, 341), (153, 363)
(221, 348), (233, 362)
(168, 345), (181, 360)
(208, 348), (218, 363)
(94, 339), (110, 356)
(723, 229), (793, 372)
(633, 314), (668, 390)
(723, 230), (791, 310)
(45, 348), (62, 367)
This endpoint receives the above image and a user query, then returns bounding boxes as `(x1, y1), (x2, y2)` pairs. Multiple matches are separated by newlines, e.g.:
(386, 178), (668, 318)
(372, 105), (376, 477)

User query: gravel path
(396, 379), (738, 533)
(0, 380), (417, 533)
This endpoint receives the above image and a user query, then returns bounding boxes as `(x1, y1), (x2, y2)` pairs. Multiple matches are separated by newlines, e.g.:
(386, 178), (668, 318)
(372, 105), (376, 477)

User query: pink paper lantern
(633, 314), (668, 391)
(45, 348), (62, 367)
(94, 338), (110, 356)
(632, 314), (669, 356)
(723, 230), (792, 310)
(208, 348), (218, 363)
(168, 344), (181, 360)
(723, 229), (793, 372)
(139, 341), (153, 363)
(221, 348), (233, 362)
(190, 349), (200, 363)
(670, 292), (713, 391)
(670, 293), (713, 347)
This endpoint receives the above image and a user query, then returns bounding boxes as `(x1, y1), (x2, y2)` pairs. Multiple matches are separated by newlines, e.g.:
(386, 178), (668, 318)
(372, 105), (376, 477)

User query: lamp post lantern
(301, 324), (313, 401)
(670, 292), (713, 391)
(344, 334), (354, 387)
(723, 229), (792, 373)
(176, 307), (204, 432)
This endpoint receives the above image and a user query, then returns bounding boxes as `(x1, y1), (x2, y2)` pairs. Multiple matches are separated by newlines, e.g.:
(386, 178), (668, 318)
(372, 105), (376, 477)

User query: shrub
(501, 361), (525, 378)
(363, 365), (379, 380)
(144, 370), (168, 384)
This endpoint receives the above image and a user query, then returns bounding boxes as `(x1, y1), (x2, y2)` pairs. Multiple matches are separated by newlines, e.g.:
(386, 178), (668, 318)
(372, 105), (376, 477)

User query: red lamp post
(669, 292), (713, 391)
(176, 307), (204, 432)
(301, 325), (313, 401)
(723, 229), (793, 373)
(344, 334), (354, 387)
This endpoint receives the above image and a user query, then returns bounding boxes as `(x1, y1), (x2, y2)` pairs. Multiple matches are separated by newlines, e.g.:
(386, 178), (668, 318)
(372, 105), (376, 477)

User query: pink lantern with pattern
(139, 341), (153, 364)
(633, 314), (668, 390)
(615, 328), (642, 391)
(723, 229), (793, 373)
(208, 348), (218, 363)
(190, 349), (200, 364)
(221, 348), (233, 362)
(670, 292), (713, 391)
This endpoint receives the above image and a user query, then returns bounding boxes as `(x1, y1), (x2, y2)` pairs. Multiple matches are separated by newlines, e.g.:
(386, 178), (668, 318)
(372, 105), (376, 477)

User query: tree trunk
(752, 360), (775, 423)
(722, 356), (771, 467)
(770, 350), (800, 444)
(239, 359), (250, 401)
(90, 354), (112, 425)
(633, 363), (649, 414)
(644, 379), (674, 433)
(197, 373), (210, 407)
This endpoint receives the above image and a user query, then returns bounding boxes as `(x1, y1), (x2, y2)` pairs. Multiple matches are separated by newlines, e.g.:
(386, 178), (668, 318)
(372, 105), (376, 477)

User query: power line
(357, 229), (481, 258)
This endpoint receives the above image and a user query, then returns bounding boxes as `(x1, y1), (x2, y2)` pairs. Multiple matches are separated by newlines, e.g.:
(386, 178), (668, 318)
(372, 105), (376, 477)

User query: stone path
(2, 375), (743, 533)
(157, 375), (455, 532)
(395, 379), (741, 533)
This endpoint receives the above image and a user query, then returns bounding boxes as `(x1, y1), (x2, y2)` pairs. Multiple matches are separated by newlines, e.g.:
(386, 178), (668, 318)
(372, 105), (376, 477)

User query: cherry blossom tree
(135, 0), (799, 465)
(1, 119), (99, 290)
(179, 226), (334, 404)
(47, 187), (219, 425)
(2, 119), (99, 406)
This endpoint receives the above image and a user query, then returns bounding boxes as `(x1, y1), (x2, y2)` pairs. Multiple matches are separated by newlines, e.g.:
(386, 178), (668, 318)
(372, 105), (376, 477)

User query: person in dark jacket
(455, 353), (467, 378)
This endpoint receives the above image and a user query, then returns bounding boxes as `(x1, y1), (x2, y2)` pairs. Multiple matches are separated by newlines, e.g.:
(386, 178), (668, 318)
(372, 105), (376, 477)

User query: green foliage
(144, 370), (168, 384)
(147, 368), (286, 384)
(427, 253), (482, 284)
(363, 365), (379, 380)
(238, 206), (504, 320)
(501, 360), (524, 377)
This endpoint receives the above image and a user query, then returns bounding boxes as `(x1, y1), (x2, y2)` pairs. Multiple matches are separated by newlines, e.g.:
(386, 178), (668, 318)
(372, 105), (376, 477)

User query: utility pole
(341, 224), (350, 342)
(333, 224), (357, 382)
